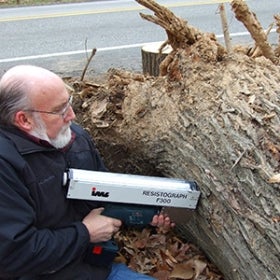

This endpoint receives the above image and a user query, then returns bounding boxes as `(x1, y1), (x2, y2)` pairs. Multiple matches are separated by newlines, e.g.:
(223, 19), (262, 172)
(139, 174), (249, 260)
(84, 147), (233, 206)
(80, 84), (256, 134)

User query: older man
(0, 65), (171, 280)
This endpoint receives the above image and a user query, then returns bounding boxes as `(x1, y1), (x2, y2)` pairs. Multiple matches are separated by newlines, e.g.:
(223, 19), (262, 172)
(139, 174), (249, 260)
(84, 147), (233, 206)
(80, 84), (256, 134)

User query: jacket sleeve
(0, 160), (90, 277)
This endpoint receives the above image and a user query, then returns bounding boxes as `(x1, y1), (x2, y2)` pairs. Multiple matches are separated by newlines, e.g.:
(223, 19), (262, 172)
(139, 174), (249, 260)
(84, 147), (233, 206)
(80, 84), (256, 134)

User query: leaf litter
(114, 226), (224, 280)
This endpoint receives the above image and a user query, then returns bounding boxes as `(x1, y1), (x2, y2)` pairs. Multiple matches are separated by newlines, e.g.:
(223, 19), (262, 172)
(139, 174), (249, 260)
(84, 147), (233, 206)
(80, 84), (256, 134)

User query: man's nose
(64, 106), (76, 122)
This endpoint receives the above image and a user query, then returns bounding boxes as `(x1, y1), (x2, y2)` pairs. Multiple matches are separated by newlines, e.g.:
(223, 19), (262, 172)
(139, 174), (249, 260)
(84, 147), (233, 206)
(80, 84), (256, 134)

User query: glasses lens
(61, 96), (73, 118)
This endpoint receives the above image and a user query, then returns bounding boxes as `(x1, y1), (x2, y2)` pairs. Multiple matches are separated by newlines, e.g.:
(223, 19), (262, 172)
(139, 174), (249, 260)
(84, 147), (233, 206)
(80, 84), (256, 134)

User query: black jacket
(0, 123), (110, 280)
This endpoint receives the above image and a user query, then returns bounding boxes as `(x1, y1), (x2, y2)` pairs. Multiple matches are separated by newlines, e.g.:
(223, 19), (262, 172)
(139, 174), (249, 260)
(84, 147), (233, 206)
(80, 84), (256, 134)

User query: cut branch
(248, 23), (274, 58)
(274, 14), (280, 57)
(81, 48), (97, 81)
(231, 0), (279, 65)
(219, 3), (232, 53)
(136, 0), (200, 49)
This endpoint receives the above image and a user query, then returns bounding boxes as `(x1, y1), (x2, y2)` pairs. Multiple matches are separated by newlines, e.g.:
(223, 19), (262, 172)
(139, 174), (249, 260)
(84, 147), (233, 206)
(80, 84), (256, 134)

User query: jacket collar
(0, 125), (76, 155)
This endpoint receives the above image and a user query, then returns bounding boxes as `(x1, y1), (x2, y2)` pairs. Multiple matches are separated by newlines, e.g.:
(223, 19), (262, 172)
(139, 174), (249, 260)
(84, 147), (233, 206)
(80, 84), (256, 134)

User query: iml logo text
(91, 187), (109, 197)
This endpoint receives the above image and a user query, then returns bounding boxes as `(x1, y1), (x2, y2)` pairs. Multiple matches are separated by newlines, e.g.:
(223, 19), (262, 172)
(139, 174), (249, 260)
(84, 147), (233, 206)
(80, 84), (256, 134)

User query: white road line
(0, 43), (145, 63)
(0, 29), (276, 63)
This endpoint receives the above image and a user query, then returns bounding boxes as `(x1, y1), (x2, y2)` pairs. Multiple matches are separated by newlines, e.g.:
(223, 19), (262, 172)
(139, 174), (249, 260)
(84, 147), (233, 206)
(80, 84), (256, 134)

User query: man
(0, 65), (172, 280)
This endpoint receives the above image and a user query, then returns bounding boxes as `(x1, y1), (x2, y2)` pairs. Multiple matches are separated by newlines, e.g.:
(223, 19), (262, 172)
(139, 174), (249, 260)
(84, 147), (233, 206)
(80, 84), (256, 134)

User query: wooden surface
(141, 42), (172, 76)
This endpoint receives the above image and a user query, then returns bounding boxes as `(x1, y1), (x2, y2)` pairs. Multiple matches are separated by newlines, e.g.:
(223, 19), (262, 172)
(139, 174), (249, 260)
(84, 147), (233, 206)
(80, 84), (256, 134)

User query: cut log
(141, 42), (172, 76)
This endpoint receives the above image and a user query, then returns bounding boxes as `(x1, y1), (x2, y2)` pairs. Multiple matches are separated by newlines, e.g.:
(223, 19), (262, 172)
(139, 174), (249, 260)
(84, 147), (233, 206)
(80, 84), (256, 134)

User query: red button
(92, 246), (103, 255)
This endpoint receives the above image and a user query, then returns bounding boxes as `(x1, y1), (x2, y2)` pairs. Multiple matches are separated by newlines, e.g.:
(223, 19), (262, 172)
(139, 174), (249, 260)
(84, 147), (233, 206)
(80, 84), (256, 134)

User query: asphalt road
(0, 0), (279, 77)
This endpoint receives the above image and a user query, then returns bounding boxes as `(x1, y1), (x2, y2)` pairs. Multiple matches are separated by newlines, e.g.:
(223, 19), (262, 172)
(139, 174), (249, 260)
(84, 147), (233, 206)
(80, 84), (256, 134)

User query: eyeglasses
(25, 95), (73, 119)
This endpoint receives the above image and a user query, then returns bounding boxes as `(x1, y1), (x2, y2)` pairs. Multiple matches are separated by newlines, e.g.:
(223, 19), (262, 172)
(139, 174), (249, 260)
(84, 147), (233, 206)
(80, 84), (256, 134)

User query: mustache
(61, 122), (72, 132)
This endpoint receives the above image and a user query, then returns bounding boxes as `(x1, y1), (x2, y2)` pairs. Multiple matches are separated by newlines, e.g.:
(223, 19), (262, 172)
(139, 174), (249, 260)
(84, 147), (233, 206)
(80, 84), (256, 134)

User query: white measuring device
(65, 169), (200, 209)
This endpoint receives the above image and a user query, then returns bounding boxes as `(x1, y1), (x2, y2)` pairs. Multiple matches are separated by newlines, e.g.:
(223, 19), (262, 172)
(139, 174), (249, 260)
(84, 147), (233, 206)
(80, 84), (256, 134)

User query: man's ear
(14, 111), (34, 132)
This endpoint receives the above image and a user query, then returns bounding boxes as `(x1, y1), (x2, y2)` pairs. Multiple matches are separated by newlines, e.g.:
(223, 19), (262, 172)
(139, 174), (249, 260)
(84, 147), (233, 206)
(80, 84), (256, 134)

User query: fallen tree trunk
(73, 53), (280, 280)
(70, 1), (280, 279)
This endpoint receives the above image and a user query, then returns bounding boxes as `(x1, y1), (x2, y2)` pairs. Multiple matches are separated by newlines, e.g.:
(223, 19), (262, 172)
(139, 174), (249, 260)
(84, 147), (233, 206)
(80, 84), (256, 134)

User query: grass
(0, 0), (87, 7)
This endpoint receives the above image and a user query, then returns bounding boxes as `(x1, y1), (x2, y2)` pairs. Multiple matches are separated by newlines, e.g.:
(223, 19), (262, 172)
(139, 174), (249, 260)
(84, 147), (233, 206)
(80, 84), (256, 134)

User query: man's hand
(82, 207), (122, 243)
(150, 211), (175, 233)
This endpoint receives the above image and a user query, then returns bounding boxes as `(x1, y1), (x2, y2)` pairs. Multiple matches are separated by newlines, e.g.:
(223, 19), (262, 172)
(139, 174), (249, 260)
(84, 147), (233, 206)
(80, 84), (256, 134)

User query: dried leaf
(149, 233), (166, 246)
(164, 249), (178, 264)
(175, 244), (191, 262)
(169, 262), (194, 279)
(152, 270), (170, 280)
(193, 259), (207, 278)
(134, 238), (148, 249)
(114, 253), (127, 264)
(91, 120), (109, 128)
(91, 99), (108, 118)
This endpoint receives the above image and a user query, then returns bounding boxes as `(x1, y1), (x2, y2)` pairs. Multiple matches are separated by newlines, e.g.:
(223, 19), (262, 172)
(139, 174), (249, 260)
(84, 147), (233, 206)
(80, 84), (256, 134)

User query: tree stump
(141, 42), (172, 76)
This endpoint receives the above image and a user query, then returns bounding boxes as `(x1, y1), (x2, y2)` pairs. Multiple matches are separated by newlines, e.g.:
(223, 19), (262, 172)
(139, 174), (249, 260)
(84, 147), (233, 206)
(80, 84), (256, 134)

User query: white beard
(30, 114), (72, 149)
(48, 125), (72, 149)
